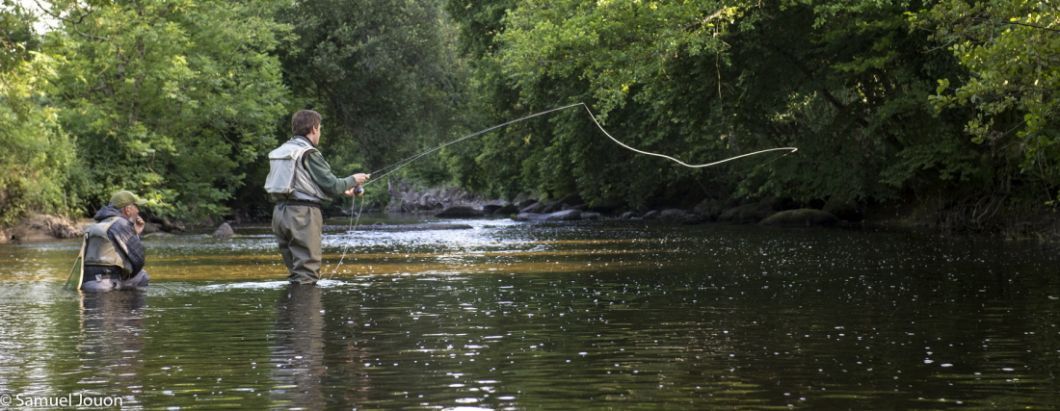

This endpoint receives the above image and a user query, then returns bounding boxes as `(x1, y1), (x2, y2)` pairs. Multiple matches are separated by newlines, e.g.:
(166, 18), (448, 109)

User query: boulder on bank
(541, 201), (564, 213)
(515, 199), (537, 209)
(6, 214), (82, 243)
(435, 206), (484, 218)
(141, 221), (162, 235)
(619, 211), (639, 220)
(693, 198), (725, 221)
(823, 197), (863, 222)
(658, 208), (700, 223)
(482, 204), (503, 214)
(760, 208), (838, 227)
(156, 216), (186, 232)
(213, 222), (235, 239)
(494, 204), (519, 216)
(387, 182), (487, 213)
(719, 201), (774, 223)
(520, 201), (545, 214)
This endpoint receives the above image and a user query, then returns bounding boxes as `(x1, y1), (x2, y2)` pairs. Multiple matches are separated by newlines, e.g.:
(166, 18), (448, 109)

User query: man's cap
(110, 190), (147, 208)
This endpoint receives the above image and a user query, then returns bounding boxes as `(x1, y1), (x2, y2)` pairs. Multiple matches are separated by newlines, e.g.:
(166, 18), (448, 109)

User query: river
(0, 217), (1057, 409)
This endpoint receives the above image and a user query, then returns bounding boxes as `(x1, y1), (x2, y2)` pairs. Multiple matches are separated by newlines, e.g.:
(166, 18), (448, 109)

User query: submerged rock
(545, 209), (582, 221)
(353, 223), (473, 232)
(760, 208), (838, 227)
(513, 212), (541, 222)
(514, 209), (583, 222)
(213, 222), (235, 239)
(719, 201), (774, 223)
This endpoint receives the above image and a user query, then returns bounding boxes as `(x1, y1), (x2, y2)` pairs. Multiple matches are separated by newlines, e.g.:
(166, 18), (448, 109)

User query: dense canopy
(0, 0), (1055, 231)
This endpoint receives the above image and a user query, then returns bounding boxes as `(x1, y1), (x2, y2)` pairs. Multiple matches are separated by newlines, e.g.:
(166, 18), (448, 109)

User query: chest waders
(83, 217), (133, 277)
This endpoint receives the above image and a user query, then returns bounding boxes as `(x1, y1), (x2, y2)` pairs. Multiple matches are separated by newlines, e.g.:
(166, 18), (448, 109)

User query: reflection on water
(271, 285), (326, 409)
(0, 217), (1058, 409)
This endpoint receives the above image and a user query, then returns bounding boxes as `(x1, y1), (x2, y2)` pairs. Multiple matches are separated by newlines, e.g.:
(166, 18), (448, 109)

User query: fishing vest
(83, 216), (132, 274)
(264, 137), (329, 203)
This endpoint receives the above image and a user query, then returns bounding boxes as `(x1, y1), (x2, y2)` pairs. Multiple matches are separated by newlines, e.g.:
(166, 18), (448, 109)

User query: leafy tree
(0, 3), (76, 225)
(279, 0), (468, 180)
(444, 0), (1054, 230)
(915, 0), (1059, 206)
(46, 0), (291, 220)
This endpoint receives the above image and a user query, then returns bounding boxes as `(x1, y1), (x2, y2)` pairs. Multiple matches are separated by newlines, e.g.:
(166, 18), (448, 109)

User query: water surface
(0, 217), (1057, 409)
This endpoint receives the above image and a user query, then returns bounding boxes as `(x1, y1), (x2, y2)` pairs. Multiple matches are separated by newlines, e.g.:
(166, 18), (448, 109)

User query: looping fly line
(328, 102), (798, 277)
(365, 102), (797, 185)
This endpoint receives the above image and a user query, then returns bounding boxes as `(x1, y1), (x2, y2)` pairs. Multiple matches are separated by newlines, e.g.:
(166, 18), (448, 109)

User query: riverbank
(0, 214), (86, 244)
(386, 183), (1060, 242)
(5, 185), (1057, 244)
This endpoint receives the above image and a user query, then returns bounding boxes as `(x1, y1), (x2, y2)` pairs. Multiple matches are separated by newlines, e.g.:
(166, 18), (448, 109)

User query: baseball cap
(110, 190), (147, 208)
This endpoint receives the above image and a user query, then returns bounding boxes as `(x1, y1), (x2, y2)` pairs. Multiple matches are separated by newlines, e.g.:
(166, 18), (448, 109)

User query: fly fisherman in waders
(266, 109), (369, 285)
(81, 190), (150, 292)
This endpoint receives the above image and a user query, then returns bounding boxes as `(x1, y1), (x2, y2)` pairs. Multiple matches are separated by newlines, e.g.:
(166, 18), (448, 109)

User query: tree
(279, 0), (468, 180)
(47, 0), (291, 219)
(0, 3), (75, 225)
(916, 0), (1059, 206)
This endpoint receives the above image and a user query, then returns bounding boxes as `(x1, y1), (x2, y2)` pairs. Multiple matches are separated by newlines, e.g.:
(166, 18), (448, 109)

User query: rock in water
(495, 204), (519, 216)
(435, 206), (484, 218)
(213, 222), (235, 238)
(719, 201), (774, 223)
(760, 209), (838, 227)
(658, 208), (698, 223)
(543, 209), (581, 221)
(513, 210), (582, 221)
(513, 212), (544, 222)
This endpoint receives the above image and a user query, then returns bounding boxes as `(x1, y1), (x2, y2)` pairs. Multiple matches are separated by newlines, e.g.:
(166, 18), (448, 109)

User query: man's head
(110, 190), (146, 219)
(292, 110), (322, 145)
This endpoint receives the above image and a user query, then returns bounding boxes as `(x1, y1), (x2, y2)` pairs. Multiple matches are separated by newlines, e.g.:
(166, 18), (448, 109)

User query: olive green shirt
(297, 136), (356, 204)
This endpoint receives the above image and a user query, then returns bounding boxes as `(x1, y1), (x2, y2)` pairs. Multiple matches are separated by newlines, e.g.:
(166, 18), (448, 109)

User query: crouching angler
(81, 190), (150, 292)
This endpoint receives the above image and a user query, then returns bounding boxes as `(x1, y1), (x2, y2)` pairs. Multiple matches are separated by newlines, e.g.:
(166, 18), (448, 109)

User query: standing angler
(81, 190), (150, 292)
(265, 109), (369, 285)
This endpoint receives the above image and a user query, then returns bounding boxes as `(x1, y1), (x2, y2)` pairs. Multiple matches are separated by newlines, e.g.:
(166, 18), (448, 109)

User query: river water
(0, 217), (1057, 409)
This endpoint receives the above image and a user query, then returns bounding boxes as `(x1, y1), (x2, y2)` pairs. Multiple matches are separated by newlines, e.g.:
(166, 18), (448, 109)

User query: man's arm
(304, 150), (356, 198)
(107, 219), (145, 275)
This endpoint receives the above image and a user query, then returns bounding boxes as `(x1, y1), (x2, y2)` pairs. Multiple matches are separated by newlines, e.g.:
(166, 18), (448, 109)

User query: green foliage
(0, 4), (76, 225)
(279, 0), (468, 176)
(1, 0), (1055, 230)
(445, 0), (1057, 223)
(46, 0), (291, 219)
(915, 0), (1059, 204)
